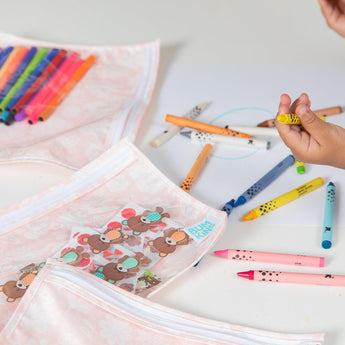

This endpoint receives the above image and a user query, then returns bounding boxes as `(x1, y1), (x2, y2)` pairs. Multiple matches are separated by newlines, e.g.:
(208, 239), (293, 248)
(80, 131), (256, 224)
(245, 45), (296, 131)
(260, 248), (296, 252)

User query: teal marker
(322, 182), (336, 249)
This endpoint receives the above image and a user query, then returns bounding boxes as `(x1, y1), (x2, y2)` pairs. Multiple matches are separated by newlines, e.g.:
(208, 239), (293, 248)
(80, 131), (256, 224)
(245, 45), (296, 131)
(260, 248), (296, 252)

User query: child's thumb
(298, 105), (326, 139)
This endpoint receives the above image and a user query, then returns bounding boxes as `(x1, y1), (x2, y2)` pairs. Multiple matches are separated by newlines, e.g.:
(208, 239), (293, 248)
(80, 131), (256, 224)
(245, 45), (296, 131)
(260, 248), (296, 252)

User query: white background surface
(1, 1), (345, 344)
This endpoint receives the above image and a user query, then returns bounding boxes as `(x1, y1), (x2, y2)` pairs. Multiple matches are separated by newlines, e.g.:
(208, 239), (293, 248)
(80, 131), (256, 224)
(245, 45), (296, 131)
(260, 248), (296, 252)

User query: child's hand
(319, 0), (345, 37)
(276, 93), (345, 169)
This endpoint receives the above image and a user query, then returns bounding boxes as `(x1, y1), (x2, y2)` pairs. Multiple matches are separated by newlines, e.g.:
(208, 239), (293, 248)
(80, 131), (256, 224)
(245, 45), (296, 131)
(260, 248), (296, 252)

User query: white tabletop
(1, 1), (344, 344)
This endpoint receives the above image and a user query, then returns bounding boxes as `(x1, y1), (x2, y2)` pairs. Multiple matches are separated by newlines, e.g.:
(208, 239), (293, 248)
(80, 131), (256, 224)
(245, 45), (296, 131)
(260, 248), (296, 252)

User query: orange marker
(165, 114), (252, 139)
(0, 46), (28, 92)
(181, 143), (213, 192)
(38, 55), (96, 121)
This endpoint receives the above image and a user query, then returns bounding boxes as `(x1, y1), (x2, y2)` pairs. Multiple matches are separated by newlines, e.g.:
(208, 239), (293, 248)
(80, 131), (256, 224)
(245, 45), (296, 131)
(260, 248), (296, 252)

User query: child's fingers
(276, 94), (303, 148)
(290, 93), (311, 114)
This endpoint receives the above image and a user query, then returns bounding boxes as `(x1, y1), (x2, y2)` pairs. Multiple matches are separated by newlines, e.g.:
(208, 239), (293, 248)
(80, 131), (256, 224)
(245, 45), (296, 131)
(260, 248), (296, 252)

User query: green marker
(0, 47), (48, 112)
(295, 160), (305, 174)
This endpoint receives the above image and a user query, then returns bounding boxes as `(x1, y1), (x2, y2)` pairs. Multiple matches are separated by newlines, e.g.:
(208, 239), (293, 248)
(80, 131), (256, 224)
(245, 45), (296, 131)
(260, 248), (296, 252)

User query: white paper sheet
(143, 64), (345, 227)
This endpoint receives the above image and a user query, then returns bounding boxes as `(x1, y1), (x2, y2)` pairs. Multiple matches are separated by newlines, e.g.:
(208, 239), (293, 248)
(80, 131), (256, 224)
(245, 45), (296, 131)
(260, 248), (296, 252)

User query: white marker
(180, 130), (270, 150)
(224, 125), (279, 137)
(150, 102), (210, 148)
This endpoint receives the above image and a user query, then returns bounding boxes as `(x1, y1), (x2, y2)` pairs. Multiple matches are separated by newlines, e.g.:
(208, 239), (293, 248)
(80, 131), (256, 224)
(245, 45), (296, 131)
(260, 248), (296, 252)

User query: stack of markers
(0, 45), (96, 126)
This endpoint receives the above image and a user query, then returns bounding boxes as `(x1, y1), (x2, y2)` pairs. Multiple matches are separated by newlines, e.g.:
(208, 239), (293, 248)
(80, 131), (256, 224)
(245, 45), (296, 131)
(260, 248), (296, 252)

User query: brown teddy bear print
(148, 229), (191, 257)
(0, 264), (40, 303)
(123, 207), (170, 236)
(60, 246), (90, 267)
(94, 252), (151, 283)
(81, 226), (128, 254)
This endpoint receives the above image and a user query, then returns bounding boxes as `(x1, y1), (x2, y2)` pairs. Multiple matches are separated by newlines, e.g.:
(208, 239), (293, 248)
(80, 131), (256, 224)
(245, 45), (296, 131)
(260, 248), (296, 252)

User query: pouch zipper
(51, 265), (323, 345)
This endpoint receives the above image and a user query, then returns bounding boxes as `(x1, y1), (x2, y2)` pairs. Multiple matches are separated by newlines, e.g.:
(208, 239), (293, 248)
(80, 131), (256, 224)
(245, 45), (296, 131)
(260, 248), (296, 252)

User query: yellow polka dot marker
(242, 177), (324, 221)
(277, 113), (326, 125)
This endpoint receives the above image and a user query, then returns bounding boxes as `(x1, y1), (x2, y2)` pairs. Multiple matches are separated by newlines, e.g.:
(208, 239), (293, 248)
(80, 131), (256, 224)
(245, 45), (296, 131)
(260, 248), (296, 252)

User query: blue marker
(0, 47), (13, 70)
(322, 182), (336, 249)
(0, 47), (37, 104)
(1, 48), (59, 124)
(234, 154), (295, 207)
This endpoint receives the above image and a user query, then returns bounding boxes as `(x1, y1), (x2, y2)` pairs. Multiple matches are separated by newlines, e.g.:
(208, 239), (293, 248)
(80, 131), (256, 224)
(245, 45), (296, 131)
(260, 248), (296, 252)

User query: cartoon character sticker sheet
(0, 204), (195, 303)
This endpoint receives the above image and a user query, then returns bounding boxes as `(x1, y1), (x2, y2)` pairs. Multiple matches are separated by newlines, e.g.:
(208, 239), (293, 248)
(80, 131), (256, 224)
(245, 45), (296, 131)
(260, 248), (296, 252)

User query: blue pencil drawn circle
(201, 107), (275, 160)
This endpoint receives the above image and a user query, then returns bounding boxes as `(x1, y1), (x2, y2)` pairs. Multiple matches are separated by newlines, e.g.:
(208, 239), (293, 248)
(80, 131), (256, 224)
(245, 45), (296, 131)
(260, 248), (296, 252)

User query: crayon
(0, 47), (48, 114)
(0, 47), (14, 70)
(151, 102), (210, 148)
(13, 49), (67, 121)
(295, 160), (305, 174)
(181, 143), (213, 192)
(234, 155), (295, 207)
(242, 177), (324, 221)
(276, 113), (326, 125)
(257, 106), (343, 127)
(322, 182), (336, 249)
(215, 249), (324, 267)
(0, 47), (28, 95)
(237, 270), (345, 287)
(180, 130), (270, 150)
(224, 125), (279, 137)
(165, 114), (253, 139)
(38, 55), (96, 121)
(24, 52), (79, 123)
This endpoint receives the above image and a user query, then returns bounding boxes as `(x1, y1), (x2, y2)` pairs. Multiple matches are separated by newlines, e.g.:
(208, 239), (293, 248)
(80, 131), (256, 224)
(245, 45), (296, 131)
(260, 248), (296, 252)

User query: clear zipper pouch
(0, 260), (324, 345)
(0, 32), (159, 170)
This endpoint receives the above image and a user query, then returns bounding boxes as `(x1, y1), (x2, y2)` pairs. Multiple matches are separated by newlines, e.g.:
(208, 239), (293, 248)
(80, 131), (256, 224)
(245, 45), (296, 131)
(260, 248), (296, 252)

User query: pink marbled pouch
(0, 260), (324, 345)
(0, 138), (227, 332)
(0, 32), (159, 169)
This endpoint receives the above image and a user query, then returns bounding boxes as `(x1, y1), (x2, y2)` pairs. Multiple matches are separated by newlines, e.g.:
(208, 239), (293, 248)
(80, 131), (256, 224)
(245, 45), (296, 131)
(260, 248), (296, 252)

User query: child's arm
(319, 0), (345, 37)
(276, 93), (345, 169)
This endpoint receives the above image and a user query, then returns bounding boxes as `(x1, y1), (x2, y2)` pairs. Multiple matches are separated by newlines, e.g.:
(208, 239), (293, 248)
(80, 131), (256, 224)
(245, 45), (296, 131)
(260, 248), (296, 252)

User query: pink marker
(214, 249), (324, 267)
(25, 52), (80, 123)
(237, 270), (345, 286)
(28, 57), (84, 125)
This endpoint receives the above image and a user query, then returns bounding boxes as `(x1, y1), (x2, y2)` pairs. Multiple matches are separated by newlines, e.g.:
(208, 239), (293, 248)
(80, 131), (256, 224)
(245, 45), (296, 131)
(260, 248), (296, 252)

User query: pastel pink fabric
(0, 139), (227, 331)
(0, 260), (324, 345)
(0, 33), (159, 169)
